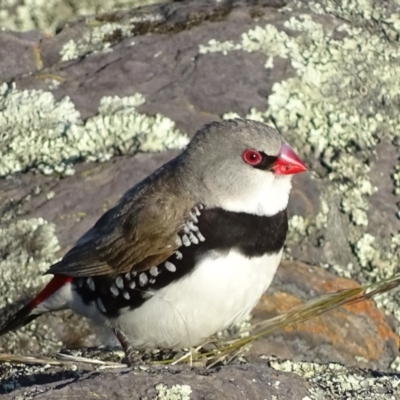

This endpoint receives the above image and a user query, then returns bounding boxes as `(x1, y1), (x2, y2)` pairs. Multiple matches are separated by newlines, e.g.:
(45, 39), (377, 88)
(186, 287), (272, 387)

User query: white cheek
(222, 173), (292, 216)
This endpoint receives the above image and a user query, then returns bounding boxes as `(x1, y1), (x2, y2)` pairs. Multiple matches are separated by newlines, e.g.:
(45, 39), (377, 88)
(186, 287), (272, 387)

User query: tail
(0, 275), (73, 336)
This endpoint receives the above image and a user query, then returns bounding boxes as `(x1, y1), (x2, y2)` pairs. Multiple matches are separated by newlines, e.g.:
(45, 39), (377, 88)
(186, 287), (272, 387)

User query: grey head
(179, 119), (306, 216)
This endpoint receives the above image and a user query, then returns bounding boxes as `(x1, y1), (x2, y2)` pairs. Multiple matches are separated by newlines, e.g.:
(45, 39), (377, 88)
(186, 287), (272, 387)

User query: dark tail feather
(0, 275), (73, 336)
(0, 304), (41, 336)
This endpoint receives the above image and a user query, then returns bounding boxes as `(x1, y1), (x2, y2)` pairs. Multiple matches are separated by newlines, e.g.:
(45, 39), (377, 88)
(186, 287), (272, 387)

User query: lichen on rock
(60, 22), (134, 61)
(270, 358), (400, 398)
(0, 218), (59, 303)
(0, 0), (169, 34)
(155, 383), (192, 400)
(0, 83), (189, 177)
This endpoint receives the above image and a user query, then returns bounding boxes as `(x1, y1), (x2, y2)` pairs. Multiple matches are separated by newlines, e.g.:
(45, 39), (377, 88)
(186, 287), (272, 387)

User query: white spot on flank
(165, 261), (176, 272)
(149, 278), (156, 284)
(86, 277), (95, 291)
(189, 212), (198, 223)
(182, 234), (191, 247)
(188, 232), (199, 244)
(150, 266), (159, 276)
(175, 251), (183, 260)
(129, 280), (136, 289)
(187, 222), (198, 231)
(194, 207), (201, 216)
(139, 273), (148, 286)
(96, 297), (106, 313)
(115, 276), (124, 289)
(130, 271), (137, 278)
(123, 290), (130, 300)
(196, 231), (206, 242)
(110, 283), (119, 297)
(176, 236), (183, 247)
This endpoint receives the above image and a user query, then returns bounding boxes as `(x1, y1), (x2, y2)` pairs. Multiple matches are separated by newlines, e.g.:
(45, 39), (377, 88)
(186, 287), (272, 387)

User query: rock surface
(252, 260), (399, 370)
(1, 0), (400, 398)
(2, 359), (400, 399)
(1, 363), (312, 400)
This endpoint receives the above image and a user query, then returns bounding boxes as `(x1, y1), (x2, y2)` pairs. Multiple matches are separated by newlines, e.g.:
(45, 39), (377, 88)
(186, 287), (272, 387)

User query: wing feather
(47, 171), (194, 278)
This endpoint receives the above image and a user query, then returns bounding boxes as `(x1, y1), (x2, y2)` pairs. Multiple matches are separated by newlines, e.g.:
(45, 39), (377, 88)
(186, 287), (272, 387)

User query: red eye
(242, 149), (262, 166)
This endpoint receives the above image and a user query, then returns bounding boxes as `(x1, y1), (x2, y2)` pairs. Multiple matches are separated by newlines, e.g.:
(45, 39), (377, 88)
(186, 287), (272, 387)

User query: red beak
(273, 143), (307, 175)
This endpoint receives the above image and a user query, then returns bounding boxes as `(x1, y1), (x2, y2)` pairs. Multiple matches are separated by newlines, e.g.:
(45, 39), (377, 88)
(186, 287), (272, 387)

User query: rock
(251, 260), (399, 371)
(0, 363), (312, 399)
(1, 359), (400, 399)
(0, 31), (46, 82)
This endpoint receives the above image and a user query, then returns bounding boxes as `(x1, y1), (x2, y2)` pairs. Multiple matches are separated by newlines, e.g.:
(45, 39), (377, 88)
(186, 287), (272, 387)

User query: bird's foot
(113, 328), (137, 366)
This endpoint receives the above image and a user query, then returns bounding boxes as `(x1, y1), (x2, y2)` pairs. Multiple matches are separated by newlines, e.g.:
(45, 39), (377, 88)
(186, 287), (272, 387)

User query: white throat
(221, 174), (292, 216)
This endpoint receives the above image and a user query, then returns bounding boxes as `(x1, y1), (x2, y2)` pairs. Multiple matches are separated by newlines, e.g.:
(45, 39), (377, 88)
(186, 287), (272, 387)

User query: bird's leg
(113, 328), (136, 366)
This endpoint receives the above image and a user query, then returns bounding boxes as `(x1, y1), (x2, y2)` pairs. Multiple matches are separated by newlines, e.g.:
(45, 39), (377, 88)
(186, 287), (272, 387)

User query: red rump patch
(30, 275), (73, 309)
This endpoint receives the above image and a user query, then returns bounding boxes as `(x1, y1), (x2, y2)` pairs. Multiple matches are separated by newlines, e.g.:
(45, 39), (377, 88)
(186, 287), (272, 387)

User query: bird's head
(182, 119), (307, 216)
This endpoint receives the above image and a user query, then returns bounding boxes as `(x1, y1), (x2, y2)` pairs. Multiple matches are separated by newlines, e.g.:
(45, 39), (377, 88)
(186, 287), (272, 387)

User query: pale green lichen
(0, 218), (59, 308)
(353, 233), (400, 281)
(48, 79), (62, 90)
(329, 263), (354, 279)
(199, 39), (237, 55)
(0, 83), (189, 177)
(222, 112), (242, 120)
(129, 13), (164, 24)
(0, 0), (169, 34)
(314, 198), (329, 230)
(393, 165), (400, 219)
(287, 215), (307, 245)
(60, 22), (133, 61)
(155, 383), (192, 400)
(308, 0), (384, 21)
(394, 165), (400, 196)
(270, 358), (400, 398)
(286, 195), (329, 250)
(46, 191), (55, 200)
(390, 355), (400, 373)
(354, 234), (378, 270)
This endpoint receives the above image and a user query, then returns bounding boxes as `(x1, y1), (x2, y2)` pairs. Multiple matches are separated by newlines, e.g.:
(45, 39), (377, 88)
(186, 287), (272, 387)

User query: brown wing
(47, 178), (194, 278)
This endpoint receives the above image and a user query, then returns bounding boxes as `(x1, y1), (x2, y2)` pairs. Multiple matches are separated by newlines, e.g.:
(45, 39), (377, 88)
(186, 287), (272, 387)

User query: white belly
(111, 249), (283, 349)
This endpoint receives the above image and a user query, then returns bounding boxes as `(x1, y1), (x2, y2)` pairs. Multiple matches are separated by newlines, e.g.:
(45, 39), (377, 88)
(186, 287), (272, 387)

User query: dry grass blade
(56, 353), (126, 367)
(0, 353), (67, 366)
(0, 352), (125, 367)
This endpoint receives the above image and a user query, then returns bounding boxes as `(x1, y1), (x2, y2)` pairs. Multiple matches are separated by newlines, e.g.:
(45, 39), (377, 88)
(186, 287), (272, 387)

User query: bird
(0, 119), (307, 364)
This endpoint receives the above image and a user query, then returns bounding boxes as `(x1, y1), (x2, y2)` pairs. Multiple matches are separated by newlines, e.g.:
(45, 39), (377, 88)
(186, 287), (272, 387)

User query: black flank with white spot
(75, 206), (288, 317)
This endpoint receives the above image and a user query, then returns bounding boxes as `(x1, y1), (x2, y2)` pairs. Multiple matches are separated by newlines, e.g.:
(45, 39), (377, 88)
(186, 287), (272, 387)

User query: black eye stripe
(252, 151), (278, 171)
